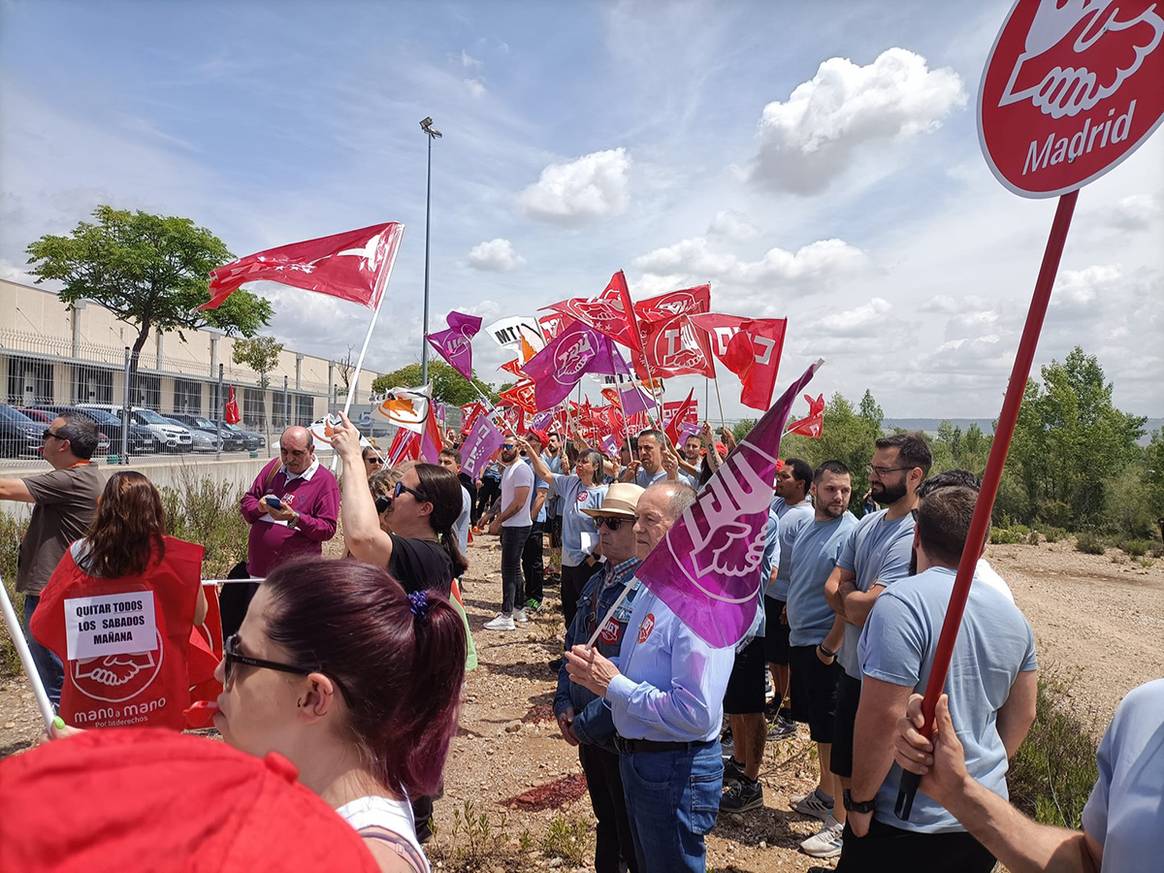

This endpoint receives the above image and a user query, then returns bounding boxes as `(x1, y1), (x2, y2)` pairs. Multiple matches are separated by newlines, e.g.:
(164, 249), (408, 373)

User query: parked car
(211, 420), (263, 451)
(167, 413), (246, 452)
(77, 405), (193, 454)
(34, 405), (157, 455)
(0, 404), (46, 458)
(162, 416), (220, 453)
(19, 408), (112, 455)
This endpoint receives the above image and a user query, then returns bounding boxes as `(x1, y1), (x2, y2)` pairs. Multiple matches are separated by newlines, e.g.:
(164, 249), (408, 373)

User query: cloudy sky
(2, 0), (1161, 419)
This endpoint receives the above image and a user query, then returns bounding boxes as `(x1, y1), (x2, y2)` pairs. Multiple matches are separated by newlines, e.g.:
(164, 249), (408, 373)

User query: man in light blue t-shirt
(824, 433), (931, 811)
(620, 428), (695, 489)
(839, 484), (1038, 872)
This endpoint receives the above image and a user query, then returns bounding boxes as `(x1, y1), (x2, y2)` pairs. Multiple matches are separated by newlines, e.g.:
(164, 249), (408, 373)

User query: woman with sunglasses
(361, 445), (386, 479)
(216, 556), (464, 872)
(330, 414), (467, 598)
(517, 434), (607, 631)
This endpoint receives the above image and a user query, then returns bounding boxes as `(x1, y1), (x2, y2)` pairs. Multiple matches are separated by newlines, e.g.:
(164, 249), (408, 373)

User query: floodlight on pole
(420, 116), (442, 387)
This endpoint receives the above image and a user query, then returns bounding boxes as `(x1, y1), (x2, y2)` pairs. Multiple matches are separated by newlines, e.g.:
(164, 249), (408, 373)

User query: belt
(613, 736), (711, 754)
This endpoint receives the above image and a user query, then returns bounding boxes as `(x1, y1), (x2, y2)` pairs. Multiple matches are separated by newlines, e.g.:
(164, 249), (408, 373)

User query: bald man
(226, 426), (340, 635)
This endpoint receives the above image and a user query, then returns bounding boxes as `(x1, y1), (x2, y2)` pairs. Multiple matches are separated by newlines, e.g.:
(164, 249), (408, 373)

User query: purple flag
(678, 421), (700, 443)
(635, 359), (822, 648)
(601, 433), (619, 456)
(530, 410), (555, 431)
(460, 414), (505, 480)
(523, 320), (629, 411)
(426, 311), (483, 380)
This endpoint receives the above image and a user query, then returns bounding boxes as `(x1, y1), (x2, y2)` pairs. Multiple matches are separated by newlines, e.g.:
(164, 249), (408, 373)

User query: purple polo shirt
(240, 458), (340, 576)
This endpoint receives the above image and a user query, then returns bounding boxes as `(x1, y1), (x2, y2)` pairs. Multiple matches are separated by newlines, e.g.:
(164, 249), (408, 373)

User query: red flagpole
(896, 190), (1079, 819)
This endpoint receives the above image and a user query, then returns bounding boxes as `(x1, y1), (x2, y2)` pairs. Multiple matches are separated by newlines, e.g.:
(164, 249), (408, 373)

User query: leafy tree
(232, 336), (283, 390)
(781, 390), (883, 512)
(26, 205), (272, 398)
(1145, 429), (1164, 533)
(858, 389), (884, 432)
(732, 419), (758, 442)
(372, 360), (497, 405)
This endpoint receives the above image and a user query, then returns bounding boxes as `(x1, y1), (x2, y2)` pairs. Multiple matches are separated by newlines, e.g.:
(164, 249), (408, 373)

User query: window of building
(129, 373), (161, 409)
(173, 378), (203, 415)
(6, 356), (54, 405)
(243, 388), (266, 430)
(296, 394), (315, 424)
(71, 365), (115, 405)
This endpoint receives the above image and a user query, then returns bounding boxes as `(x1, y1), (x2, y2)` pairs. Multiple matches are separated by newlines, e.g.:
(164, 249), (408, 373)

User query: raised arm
(329, 413), (394, 566)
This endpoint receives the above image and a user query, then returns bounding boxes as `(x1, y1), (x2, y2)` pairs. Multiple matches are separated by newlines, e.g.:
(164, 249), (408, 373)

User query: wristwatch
(287, 511), (299, 529)
(843, 789), (876, 814)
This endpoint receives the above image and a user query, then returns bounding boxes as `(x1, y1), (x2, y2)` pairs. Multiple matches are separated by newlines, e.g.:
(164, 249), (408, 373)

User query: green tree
(781, 391), (883, 512)
(1145, 429), (1164, 531)
(858, 389), (884, 433)
(372, 360), (497, 405)
(26, 205), (272, 398)
(232, 336), (284, 390)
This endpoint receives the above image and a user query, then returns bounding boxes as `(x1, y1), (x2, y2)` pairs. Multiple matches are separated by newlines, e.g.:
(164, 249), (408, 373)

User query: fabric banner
(786, 393), (826, 438)
(224, 386), (241, 425)
(634, 285), (715, 378)
(498, 381), (539, 414)
(522, 320), (629, 411)
(663, 390), (697, 446)
(689, 313), (787, 410)
(543, 270), (641, 351)
(371, 386), (431, 433)
(635, 360), (822, 648)
(426, 311), (483, 380)
(201, 222), (404, 311)
(460, 415), (505, 479)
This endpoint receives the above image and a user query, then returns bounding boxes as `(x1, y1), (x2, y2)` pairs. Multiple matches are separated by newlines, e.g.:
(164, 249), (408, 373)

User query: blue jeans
(22, 594), (63, 707)
(619, 741), (723, 873)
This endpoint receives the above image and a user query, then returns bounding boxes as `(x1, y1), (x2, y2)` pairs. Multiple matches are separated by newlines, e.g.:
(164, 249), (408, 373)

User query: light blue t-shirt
(633, 466), (696, 490)
(859, 566), (1038, 834)
(766, 497), (815, 601)
(786, 511), (858, 647)
(524, 458), (550, 524)
(749, 499), (781, 641)
(606, 585), (736, 742)
(1081, 678), (1164, 873)
(550, 474), (607, 567)
(836, 508), (916, 679)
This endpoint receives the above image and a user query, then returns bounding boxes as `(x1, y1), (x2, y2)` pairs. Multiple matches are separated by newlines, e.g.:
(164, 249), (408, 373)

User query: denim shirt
(554, 556), (641, 752)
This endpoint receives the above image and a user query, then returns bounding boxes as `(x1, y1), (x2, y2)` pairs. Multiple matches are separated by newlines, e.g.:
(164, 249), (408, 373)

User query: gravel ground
(1, 536), (1160, 871)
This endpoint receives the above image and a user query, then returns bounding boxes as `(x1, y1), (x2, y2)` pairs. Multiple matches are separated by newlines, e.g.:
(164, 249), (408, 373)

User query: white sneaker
(513, 608), (528, 623)
(800, 817), (843, 858)
(790, 788), (834, 822)
(484, 613), (515, 631)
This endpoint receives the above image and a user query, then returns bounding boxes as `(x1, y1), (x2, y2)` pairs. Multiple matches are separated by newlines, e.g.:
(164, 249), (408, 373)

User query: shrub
(1009, 673), (1099, 828)
(540, 814), (593, 866)
(1027, 530), (1041, 545)
(428, 799), (518, 872)
(1034, 523), (1068, 543)
(991, 526), (1026, 545)
(1075, 532), (1106, 555)
(1, 514), (28, 679)
(159, 471), (248, 578)
(1118, 538), (1150, 558)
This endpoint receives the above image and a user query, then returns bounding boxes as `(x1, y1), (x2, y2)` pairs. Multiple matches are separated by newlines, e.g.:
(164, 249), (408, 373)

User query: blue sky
(2, 0), (1161, 419)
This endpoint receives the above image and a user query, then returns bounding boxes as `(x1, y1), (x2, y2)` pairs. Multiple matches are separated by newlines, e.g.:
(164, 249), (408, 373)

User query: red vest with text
(31, 537), (204, 731)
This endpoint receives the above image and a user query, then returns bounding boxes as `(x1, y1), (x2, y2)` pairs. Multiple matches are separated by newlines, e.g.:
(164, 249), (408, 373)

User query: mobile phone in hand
(265, 496), (283, 510)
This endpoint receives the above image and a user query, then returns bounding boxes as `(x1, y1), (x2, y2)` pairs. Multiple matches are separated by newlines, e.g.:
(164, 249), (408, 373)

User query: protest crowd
(1, 391), (1159, 873)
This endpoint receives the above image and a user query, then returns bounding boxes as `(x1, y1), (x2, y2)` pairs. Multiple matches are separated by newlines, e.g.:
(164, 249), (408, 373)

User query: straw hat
(582, 482), (645, 519)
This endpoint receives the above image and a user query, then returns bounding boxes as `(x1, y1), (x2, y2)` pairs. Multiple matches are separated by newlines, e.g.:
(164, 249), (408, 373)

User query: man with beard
(564, 481), (734, 873)
(824, 434), (931, 835)
(784, 461), (859, 859)
(765, 457), (816, 739)
(484, 440), (534, 631)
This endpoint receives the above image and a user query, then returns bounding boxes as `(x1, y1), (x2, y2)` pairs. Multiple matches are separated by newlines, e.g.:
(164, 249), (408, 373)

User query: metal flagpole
(0, 580), (55, 729)
(216, 363), (224, 460)
(342, 227), (405, 419)
(712, 376), (727, 431)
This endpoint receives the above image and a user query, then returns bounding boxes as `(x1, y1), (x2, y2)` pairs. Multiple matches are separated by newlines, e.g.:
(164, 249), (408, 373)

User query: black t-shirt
(387, 534), (453, 596)
(458, 471), (477, 502)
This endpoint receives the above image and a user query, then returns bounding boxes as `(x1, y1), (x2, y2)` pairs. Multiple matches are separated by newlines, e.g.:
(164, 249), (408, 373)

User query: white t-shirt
(500, 461), (534, 528)
(335, 795), (429, 873)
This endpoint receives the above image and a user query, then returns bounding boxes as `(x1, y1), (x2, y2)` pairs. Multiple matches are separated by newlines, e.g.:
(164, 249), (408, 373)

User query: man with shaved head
(227, 425), (340, 634)
(566, 480), (736, 873)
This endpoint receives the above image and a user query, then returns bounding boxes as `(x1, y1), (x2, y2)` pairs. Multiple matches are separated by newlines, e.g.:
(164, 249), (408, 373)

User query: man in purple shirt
(224, 426), (339, 635)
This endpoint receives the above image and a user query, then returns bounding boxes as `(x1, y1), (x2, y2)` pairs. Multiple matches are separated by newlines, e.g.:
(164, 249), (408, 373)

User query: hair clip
(407, 589), (430, 621)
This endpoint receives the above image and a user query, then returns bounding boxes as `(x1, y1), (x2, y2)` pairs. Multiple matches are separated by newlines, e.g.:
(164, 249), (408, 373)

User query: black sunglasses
(223, 634), (313, 685)
(42, 429), (62, 442)
(393, 481), (428, 502)
(595, 516), (635, 530)
(375, 495), (392, 514)
(363, 454), (383, 466)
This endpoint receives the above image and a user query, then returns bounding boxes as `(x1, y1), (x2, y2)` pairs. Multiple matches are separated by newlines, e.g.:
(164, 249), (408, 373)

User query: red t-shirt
(31, 536), (204, 730)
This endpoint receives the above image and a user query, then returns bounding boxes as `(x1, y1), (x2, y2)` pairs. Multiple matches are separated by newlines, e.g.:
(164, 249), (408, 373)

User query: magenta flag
(523, 321), (629, 411)
(426, 311), (483, 380)
(530, 410), (555, 431)
(601, 433), (619, 456)
(636, 359), (823, 648)
(460, 414), (505, 480)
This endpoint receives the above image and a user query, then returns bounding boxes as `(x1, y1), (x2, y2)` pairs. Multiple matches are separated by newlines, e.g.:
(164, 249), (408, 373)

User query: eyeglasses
(223, 633), (313, 685)
(363, 455), (383, 466)
(42, 430), (62, 442)
(595, 516), (635, 530)
(393, 481), (428, 502)
(866, 465), (913, 477)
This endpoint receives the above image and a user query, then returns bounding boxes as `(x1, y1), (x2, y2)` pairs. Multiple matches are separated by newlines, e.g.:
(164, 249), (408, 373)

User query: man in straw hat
(553, 482), (645, 873)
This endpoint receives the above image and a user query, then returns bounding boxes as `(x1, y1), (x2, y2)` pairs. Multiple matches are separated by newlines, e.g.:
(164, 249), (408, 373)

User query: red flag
(537, 311), (573, 342)
(786, 393), (825, 438)
(543, 270), (641, 351)
(201, 222), (404, 311)
(460, 401), (486, 436)
(224, 385), (241, 425)
(663, 389), (696, 446)
(498, 381), (539, 414)
(387, 428), (421, 464)
(690, 314), (787, 410)
(634, 285), (715, 378)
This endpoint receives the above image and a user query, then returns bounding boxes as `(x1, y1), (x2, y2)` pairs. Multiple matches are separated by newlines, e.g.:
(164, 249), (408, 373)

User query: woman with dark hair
(330, 414), (466, 596)
(211, 557), (465, 872)
(518, 435), (607, 630)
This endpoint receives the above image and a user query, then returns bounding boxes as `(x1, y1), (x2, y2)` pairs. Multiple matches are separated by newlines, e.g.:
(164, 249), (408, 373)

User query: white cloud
(815, 296), (891, 336)
(460, 50), (482, 70)
(467, 238), (525, 272)
(1052, 264), (1122, 310)
(464, 78), (486, 98)
(1101, 194), (1162, 231)
(707, 209), (758, 241)
(519, 148), (631, 225)
(749, 47), (965, 193)
(633, 236), (866, 286)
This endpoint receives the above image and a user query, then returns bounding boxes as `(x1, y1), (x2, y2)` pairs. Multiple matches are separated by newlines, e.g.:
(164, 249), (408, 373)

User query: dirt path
(1, 538), (1160, 871)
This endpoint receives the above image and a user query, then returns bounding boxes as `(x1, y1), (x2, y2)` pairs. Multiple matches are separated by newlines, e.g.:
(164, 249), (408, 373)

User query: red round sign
(979, 0), (1164, 198)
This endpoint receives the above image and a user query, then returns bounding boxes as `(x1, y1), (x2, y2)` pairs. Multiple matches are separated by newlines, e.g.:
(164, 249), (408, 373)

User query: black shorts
(549, 514), (563, 548)
(830, 670), (862, 778)
(836, 818), (995, 873)
(789, 645), (840, 743)
(723, 637), (767, 715)
(763, 596), (790, 665)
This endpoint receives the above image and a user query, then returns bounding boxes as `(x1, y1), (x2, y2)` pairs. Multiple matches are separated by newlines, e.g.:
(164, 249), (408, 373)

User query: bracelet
(817, 643), (836, 658)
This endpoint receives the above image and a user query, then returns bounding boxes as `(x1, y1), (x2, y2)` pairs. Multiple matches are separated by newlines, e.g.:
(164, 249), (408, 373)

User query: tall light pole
(420, 116), (442, 386)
